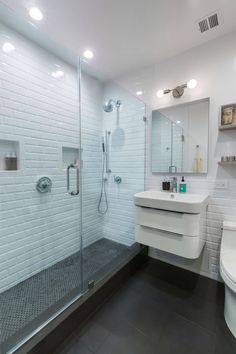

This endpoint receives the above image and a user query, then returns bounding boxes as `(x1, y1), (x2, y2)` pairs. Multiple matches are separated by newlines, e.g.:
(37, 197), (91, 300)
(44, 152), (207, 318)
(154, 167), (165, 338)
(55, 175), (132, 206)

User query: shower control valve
(114, 175), (122, 184)
(36, 177), (52, 193)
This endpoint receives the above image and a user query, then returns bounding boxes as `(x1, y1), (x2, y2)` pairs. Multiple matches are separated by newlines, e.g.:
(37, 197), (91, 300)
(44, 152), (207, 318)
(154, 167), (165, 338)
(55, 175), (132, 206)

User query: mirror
(152, 98), (209, 174)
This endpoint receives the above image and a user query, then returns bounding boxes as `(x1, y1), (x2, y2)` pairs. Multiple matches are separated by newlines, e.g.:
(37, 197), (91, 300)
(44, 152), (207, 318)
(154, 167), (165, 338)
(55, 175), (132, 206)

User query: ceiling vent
(196, 10), (222, 33)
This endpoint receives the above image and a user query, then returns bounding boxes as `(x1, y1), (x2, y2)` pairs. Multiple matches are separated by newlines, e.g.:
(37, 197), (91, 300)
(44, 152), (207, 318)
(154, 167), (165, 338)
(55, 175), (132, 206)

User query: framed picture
(221, 103), (236, 127)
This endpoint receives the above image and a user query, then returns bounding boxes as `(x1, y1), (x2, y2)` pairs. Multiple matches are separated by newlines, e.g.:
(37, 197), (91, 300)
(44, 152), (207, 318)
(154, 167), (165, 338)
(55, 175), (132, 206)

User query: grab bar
(67, 164), (79, 196)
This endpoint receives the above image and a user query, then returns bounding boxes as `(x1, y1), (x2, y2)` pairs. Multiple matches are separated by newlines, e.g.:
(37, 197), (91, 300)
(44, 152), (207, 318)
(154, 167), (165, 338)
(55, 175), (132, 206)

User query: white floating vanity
(134, 191), (208, 259)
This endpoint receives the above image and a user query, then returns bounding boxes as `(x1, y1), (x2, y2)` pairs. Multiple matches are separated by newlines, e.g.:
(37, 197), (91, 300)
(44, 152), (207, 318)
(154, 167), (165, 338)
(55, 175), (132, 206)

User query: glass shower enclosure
(0, 5), (145, 353)
(0, 12), (83, 353)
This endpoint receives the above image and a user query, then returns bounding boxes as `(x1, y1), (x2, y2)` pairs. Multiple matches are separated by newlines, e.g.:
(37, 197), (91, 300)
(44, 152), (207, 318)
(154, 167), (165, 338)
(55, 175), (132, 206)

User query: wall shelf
(219, 124), (236, 131)
(218, 161), (236, 166)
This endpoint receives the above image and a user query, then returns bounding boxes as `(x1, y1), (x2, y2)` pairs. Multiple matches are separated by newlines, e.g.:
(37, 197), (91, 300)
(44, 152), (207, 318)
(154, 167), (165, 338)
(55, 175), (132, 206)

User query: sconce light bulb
(156, 89), (164, 98)
(187, 79), (198, 89)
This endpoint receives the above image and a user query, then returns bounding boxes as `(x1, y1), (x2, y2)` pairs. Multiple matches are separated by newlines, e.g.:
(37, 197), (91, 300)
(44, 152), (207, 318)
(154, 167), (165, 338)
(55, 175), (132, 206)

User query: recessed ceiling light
(176, 120), (181, 124)
(187, 79), (198, 89)
(156, 89), (164, 98)
(136, 91), (143, 96)
(51, 70), (64, 78)
(2, 42), (15, 53)
(83, 50), (94, 59)
(29, 7), (43, 21)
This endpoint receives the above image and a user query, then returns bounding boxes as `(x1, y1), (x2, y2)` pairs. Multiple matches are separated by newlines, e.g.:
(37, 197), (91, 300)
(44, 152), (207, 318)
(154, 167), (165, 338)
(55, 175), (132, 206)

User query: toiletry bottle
(11, 152), (17, 170)
(5, 152), (12, 170)
(162, 177), (170, 191)
(5, 152), (17, 170)
(179, 176), (187, 193)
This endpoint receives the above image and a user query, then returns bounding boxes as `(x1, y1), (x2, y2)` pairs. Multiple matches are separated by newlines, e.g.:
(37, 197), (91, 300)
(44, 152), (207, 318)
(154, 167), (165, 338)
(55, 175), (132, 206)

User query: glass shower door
(80, 61), (146, 291)
(0, 16), (82, 354)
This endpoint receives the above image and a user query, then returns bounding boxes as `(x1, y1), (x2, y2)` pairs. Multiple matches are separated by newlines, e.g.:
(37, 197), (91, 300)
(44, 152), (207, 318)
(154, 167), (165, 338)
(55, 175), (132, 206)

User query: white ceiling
(1, 0), (236, 80)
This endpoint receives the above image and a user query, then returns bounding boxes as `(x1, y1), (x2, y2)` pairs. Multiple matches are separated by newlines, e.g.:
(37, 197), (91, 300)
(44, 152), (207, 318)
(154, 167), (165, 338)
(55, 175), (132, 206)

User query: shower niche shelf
(62, 146), (80, 170)
(0, 139), (20, 171)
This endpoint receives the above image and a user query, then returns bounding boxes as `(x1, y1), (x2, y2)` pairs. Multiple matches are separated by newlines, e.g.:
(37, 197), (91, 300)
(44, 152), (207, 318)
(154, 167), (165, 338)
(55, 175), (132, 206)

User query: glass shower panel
(0, 20), (82, 353)
(80, 62), (145, 289)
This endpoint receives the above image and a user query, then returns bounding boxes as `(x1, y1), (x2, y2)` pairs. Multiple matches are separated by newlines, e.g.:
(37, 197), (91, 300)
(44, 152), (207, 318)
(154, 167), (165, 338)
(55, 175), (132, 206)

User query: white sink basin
(134, 190), (208, 214)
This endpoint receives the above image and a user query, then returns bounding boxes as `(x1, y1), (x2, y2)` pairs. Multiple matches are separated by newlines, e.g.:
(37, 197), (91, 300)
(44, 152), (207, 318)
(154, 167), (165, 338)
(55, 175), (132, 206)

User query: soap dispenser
(179, 176), (187, 193)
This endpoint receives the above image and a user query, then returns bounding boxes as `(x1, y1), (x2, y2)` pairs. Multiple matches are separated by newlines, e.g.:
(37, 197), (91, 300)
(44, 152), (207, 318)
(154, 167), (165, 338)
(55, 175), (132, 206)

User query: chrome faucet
(170, 177), (178, 193)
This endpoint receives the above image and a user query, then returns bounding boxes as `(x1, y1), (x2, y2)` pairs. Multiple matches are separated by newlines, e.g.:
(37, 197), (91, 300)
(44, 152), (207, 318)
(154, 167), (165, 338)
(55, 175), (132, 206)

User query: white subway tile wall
(102, 84), (145, 246)
(81, 73), (104, 246)
(0, 23), (105, 293)
(0, 24), (145, 293)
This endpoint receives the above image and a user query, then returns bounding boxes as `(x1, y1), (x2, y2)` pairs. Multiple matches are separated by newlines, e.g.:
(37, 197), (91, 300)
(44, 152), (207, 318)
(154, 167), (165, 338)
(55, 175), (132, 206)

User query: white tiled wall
(0, 23), (103, 293)
(102, 83), (145, 246)
(0, 23), (145, 293)
(117, 29), (236, 281)
(81, 73), (104, 247)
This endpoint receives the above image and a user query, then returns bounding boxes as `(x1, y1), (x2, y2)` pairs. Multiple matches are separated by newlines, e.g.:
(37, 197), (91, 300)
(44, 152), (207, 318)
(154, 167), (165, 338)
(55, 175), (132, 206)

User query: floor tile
(54, 259), (236, 354)
(96, 320), (157, 354)
(158, 312), (215, 354)
(214, 312), (236, 354)
(54, 333), (92, 354)
(125, 293), (170, 343)
(74, 320), (109, 352)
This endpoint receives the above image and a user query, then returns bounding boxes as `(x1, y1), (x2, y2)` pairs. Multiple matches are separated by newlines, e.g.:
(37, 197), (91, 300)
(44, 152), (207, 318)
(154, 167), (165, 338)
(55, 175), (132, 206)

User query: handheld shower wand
(98, 135), (109, 214)
(102, 137), (105, 153)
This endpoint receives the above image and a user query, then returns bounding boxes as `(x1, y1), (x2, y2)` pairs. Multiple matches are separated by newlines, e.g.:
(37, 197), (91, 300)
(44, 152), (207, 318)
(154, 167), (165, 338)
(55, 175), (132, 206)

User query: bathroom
(0, 1), (236, 353)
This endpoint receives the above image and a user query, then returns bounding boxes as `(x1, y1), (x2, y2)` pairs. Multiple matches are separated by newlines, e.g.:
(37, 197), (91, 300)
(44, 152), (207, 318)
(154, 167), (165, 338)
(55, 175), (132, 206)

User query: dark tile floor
(0, 239), (140, 353)
(54, 258), (236, 354)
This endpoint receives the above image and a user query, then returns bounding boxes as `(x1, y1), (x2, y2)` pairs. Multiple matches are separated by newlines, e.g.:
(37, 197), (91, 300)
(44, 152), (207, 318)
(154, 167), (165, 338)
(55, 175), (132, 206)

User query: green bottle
(179, 176), (187, 193)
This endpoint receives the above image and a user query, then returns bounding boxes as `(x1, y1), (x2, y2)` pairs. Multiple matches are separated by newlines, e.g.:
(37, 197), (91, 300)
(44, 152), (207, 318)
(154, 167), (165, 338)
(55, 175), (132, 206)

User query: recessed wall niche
(0, 139), (20, 171)
(62, 146), (80, 170)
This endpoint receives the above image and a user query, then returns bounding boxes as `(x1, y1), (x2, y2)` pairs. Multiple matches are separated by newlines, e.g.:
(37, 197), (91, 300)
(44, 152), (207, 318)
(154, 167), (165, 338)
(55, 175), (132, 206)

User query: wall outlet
(215, 180), (228, 189)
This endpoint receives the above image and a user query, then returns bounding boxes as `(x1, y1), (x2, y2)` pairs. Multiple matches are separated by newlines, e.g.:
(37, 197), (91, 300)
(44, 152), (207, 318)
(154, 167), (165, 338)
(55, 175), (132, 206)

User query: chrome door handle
(67, 164), (79, 196)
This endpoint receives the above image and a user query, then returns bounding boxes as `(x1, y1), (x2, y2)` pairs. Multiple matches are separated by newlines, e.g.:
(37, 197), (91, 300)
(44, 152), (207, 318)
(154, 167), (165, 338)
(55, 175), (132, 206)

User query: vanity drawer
(135, 225), (203, 259)
(135, 206), (200, 236)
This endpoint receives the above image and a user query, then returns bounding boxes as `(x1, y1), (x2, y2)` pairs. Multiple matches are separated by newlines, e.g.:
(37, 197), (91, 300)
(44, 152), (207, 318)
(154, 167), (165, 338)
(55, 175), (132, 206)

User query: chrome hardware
(88, 280), (95, 290)
(169, 165), (177, 174)
(114, 175), (122, 184)
(67, 164), (79, 196)
(36, 177), (52, 193)
(106, 130), (111, 173)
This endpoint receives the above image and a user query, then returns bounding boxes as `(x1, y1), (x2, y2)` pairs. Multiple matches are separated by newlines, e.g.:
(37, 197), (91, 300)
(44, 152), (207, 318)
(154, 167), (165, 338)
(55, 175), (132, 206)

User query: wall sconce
(157, 79), (198, 99)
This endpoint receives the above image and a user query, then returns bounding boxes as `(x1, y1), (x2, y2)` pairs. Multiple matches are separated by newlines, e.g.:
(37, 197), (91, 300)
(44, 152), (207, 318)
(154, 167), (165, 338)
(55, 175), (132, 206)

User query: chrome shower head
(103, 99), (115, 112)
(103, 99), (122, 112)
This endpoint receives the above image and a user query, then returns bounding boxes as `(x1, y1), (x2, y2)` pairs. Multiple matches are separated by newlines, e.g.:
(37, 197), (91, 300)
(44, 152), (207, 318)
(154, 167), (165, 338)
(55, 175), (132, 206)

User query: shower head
(103, 99), (115, 112)
(103, 99), (122, 112)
